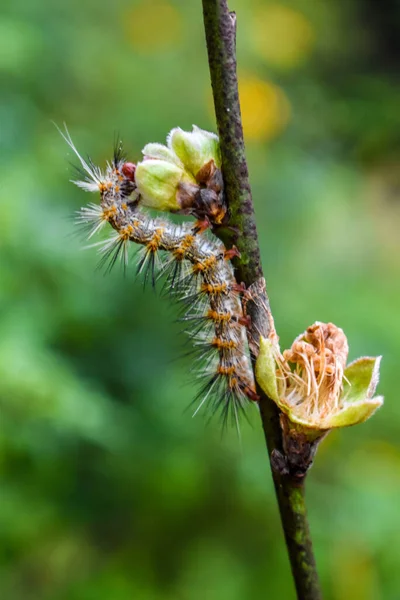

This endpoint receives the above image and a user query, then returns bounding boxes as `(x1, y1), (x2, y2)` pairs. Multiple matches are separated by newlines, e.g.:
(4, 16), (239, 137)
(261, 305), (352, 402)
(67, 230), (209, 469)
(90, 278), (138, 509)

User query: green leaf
(342, 356), (382, 404)
(168, 126), (221, 177)
(326, 396), (384, 428)
(255, 336), (280, 403)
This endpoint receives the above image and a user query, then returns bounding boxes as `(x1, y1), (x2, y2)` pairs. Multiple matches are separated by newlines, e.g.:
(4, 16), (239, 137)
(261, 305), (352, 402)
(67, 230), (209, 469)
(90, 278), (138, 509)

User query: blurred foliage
(0, 0), (399, 598)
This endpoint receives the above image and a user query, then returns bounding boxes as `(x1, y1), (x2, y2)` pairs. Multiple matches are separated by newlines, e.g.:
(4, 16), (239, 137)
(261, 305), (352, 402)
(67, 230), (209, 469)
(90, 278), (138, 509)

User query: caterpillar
(62, 128), (257, 431)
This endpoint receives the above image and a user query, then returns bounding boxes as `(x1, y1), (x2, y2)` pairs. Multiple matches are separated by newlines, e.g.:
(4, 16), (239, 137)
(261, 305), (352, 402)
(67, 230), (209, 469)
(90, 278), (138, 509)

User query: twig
(201, 1), (322, 598)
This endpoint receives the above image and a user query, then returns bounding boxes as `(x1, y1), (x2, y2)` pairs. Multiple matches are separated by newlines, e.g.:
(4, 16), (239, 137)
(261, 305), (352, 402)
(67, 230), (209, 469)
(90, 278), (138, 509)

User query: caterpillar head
(59, 125), (137, 206)
(99, 158), (137, 211)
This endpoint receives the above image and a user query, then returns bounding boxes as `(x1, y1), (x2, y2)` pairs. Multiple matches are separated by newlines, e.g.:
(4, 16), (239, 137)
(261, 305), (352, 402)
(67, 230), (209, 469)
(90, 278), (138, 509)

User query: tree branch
(201, 1), (322, 598)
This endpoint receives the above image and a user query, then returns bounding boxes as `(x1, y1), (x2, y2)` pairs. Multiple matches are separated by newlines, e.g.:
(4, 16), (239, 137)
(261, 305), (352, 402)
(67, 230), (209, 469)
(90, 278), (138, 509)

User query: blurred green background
(1, 0), (399, 598)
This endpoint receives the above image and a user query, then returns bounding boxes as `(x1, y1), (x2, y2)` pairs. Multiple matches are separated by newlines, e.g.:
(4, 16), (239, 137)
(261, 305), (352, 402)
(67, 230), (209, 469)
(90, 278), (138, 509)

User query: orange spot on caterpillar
(147, 228), (164, 252)
(119, 224), (134, 240)
(173, 234), (195, 260)
(217, 365), (236, 376)
(102, 205), (117, 220)
(201, 282), (228, 295)
(206, 310), (232, 323)
(181, 234), (194, 249)
(211, 338), (238, 350)
(173, 248), (185, 260)
(192, 255), (217, 273)
(121, 203), (127, 210)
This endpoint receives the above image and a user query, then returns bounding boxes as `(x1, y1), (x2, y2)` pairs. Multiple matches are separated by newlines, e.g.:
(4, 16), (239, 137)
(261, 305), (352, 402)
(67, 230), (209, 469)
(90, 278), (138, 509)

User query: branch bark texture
(202, 1), (322, 598)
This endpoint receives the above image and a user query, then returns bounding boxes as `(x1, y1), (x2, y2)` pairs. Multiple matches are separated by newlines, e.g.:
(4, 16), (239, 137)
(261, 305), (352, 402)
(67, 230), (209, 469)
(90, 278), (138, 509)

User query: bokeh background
(1, 0), (399, 598)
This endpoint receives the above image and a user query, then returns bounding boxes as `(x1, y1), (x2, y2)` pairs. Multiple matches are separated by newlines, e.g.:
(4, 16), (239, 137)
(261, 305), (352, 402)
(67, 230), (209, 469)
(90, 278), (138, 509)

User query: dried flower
(256, 321), (383, 435)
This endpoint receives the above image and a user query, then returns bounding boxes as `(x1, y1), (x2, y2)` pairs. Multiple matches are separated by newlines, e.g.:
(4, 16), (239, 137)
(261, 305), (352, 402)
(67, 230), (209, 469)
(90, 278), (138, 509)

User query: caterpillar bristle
(57, 124), (104, 192)
(75, 204), (108, 240)
(179, 312), (215, 330)
(161, 256), (194, 296)
(136, 246), (160, 289)
(113, 134), (125, 167)
(190, 371), (250, 435)
(65, 131), (258, 432)
(70, 161), (91, 185)
(95, 235), (129, 275)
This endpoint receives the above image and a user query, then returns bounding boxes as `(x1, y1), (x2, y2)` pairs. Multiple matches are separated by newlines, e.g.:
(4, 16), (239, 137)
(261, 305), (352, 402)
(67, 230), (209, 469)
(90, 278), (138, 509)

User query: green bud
(135, 126), (222, 213)
(142, 142), (182, 166)
(135, 157), (196, 212)
(168, 125), (221, 178)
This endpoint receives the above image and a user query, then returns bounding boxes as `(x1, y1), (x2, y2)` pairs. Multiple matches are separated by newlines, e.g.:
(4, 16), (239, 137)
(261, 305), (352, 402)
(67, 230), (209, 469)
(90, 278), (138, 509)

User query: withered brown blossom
(256, 321), (383, 433)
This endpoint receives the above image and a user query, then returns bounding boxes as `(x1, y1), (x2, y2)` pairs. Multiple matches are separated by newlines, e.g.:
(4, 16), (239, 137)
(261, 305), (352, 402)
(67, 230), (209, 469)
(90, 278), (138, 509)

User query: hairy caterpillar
(63, 128), (257, 430)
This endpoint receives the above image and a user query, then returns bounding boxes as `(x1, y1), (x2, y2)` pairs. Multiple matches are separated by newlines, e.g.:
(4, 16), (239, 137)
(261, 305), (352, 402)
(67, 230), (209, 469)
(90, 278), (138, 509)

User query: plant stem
(201, 1), (322, 598)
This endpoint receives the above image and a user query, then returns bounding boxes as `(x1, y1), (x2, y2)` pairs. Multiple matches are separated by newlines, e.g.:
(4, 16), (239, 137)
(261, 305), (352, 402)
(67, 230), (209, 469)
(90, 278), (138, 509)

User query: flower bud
(135, 155), (197, 212)
(168, 125), (221, 179)
(142, 143), (182, 166)
(256, 321), (383, 435)
(135, 126), (225, 222)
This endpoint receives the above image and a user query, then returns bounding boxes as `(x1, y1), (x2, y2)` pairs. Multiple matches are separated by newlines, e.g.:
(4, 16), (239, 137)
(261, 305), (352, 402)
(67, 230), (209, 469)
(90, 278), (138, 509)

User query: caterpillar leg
(223, 246), (241, 261)
(192, 218), (211, 234)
